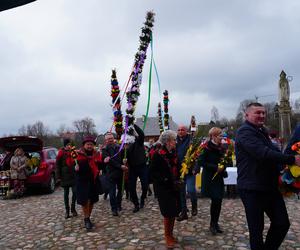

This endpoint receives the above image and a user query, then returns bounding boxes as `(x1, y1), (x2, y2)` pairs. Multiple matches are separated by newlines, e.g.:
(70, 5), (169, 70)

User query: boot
(112, 210), (119, 216)
(84, 218), (92, 230)
(176, 210), (188, 222)
(65, 209), (70, 219)
(215, 223), (223, 233)
(164, 218), (175, 248)
(132, 204), (139, 213)
(209, 223), (217, 235)
(71, 208), (78, 217)
(191, 201), (197, 216)
(140, 198), (145, 209)
(169, 217), (178, 243)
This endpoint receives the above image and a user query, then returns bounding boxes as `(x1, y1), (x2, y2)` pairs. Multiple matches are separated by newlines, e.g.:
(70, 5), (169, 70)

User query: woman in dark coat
(196, 127), (230, 235)
(56, 138), (78, 219)
(75, 136), (102, 230)
(151, 130), (181, 249)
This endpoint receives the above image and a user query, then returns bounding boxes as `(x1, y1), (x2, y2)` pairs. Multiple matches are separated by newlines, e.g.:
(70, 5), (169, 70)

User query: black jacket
(235, 121), (295, 191)
(150, 147), (180, 217)
(127, 124), (147, 168)
(56, 148), (75, 187)
(197, 140), (228, 200)
(102, 144), (123, 182)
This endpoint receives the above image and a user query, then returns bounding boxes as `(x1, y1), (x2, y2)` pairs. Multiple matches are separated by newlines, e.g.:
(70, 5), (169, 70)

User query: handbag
(222, 170), (228, 178)
(97, 174), (113, 195)
(173, 179), (185, 191)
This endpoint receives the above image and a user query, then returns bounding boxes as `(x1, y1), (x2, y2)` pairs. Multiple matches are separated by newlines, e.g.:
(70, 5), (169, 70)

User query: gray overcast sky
(1, 0), (300, 135)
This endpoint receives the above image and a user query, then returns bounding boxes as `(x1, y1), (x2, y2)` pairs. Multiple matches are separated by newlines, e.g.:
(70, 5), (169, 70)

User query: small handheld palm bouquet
(279, 142), (300, 196)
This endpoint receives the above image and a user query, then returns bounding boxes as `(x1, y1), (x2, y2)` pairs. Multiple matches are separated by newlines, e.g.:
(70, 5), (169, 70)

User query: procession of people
(52, 104), (300, 249)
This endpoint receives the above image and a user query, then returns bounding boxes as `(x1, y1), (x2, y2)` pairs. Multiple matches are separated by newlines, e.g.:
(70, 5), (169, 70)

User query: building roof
(135, 116), (178, 136)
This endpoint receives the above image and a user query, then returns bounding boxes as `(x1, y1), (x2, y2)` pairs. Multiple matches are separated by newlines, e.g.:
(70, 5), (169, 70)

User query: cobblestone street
(0, 187), (299, 250)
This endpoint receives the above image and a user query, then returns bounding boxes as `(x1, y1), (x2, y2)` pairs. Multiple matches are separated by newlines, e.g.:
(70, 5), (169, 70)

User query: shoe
(84, 218), (93, 230)
(71, 210), (78, 217)
(104, 193), (108, 200)
(192, 207), (197, 216)
(112, 210), (119, 216)
(209, 225), (217, 235)
(65, 211), (70, 219)
(215, 224), (223, 233)
(133, 205), (139, 213)
(140, 199), (145, 209)
(191, 202), (197, 216)
(176, 211), (188, 222)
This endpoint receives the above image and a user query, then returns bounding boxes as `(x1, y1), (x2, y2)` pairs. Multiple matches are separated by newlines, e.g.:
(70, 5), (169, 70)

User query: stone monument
(278, 70), (292, 146)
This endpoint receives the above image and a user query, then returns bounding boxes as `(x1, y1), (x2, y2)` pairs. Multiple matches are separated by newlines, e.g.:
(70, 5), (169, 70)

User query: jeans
(179, 174), (197, 211)
(128, 164), (149, 206)
(239, 189), (290, 250)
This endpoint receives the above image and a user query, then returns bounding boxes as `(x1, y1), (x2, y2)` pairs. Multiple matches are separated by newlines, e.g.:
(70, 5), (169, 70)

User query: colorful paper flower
(163, 90), (169, 130)
(124, 11), (155, 143)
(157, 102), (163, 134)
(111, 69), (123, 141)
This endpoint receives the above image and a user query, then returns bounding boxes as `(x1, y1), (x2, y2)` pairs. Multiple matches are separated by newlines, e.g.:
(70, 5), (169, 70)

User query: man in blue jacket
(235, 102), (300, 250)
(176, 125), (198, 221)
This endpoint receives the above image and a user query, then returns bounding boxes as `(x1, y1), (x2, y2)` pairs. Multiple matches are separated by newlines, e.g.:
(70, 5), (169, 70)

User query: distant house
(135, 116), (178, 142)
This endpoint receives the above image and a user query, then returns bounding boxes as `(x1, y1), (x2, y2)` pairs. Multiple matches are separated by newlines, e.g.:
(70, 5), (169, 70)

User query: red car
(0, 136), (58, 193)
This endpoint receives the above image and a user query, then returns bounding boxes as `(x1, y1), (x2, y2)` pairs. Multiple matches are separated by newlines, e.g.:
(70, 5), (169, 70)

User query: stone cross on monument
(278, 70), (292, 146)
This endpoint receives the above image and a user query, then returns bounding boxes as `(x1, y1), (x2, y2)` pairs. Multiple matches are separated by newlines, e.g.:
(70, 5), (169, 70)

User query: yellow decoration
(290, 165), (300, 178)
(212, 164), (224, 180)
(180, 163), (188, 179)
(27, 157), (40, 169)
(196, 172), (202, 189)
(180, 141), (205, 180)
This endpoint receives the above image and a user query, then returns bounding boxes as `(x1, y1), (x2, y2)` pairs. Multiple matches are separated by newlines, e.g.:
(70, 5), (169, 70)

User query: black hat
(63, 138), (71, 147)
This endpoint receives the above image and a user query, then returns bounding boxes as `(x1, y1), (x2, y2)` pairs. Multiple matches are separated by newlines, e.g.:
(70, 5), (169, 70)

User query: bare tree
(18, 125), (27, 136)
(18, 121), (50, 139)
(210, 106), (219, 124)
(235, 99), (255, 125)
(73, 117), (97, 142)
(56, 124), (73, 137)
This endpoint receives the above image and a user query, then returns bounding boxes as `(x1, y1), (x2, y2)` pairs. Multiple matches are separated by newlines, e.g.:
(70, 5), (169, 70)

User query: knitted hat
(82, 135), (96, 145)
(63, 138), (71, 147)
